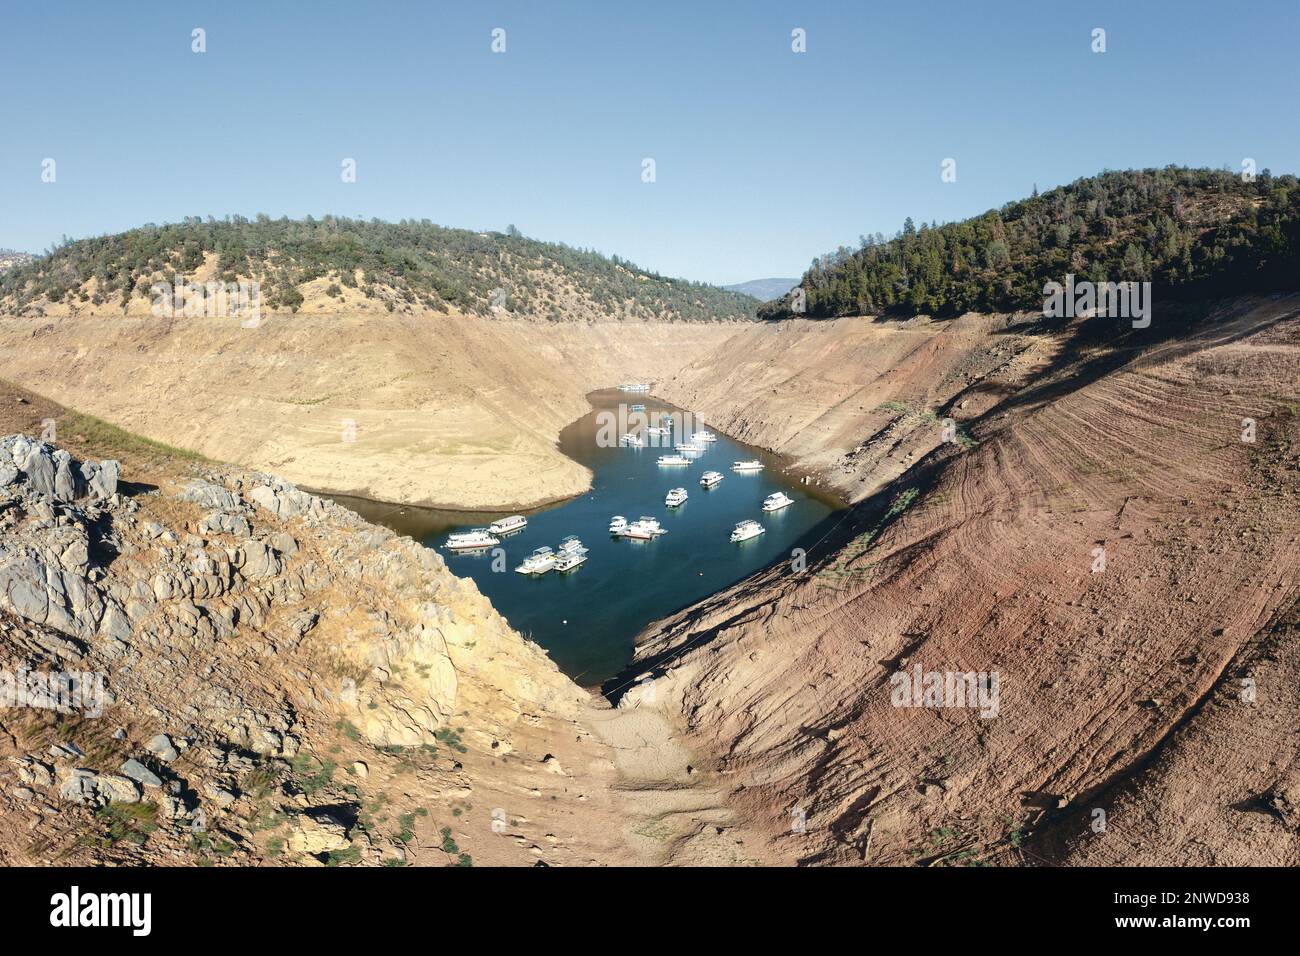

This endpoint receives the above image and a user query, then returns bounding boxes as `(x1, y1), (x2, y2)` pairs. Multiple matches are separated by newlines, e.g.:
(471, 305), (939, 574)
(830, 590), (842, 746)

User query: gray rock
(1, 555), (50, 621)
(12, 757), (54, 788)
(18, 444), (56, 498)
(176, 479), (241, 512)
(48, 742), (85, 761)
(52, 450), (77, 501)
(0, 462), (16, 486)
(88, 459), (119, 499)
(204, 784), (238, 808)
(200, 512), (251, 537)
(58, 769), (140, 805)
(119, 758), (163, 788)
(145, 734), (179, 762)
(240, 539), (282, 579)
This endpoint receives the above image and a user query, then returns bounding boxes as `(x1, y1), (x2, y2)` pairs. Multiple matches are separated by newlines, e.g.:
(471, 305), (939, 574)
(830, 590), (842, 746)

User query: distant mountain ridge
(0, 217), (757, 323)
(723, 277), (800, 302)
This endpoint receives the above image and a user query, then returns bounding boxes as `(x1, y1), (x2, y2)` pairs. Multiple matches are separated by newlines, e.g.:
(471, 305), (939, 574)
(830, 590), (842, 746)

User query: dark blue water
(335, 391), (843, 686)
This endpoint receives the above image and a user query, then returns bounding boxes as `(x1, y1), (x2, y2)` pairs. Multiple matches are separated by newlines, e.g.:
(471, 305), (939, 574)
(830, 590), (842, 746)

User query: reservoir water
(336, 390), (843, 686)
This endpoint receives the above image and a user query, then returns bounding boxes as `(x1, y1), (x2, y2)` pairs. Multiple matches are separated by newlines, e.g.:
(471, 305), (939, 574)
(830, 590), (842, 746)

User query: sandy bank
(0, 311), (741, 510)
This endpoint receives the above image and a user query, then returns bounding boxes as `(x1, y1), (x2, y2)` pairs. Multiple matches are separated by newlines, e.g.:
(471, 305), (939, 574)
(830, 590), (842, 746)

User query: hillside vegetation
(762, 167), (1300, 319)
(0, 217), (756, 322)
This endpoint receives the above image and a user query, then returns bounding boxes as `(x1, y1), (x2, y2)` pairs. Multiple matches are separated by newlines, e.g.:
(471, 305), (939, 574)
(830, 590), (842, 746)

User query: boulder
(240, 540), (282, 579)
(204, 784), (238, 808)
(19, 444), (56, 498)
(176, 479), (241, 512)
(145, 734), (179, 762)
(52, 450), (77, 501)
(58, 769), (141, 805)
(286, 813), (350, 854)
(119, 758), (162, 788)
(88, 459), (119, 499)
(200, 512), (251, 537)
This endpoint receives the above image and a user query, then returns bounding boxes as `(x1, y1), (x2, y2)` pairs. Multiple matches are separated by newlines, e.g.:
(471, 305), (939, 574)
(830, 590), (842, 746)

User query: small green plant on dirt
(250, 803), (288, 832)
(243, 766), (278, 799)
(95, 802), (159, 846)
(440, 827), (459, 854)
(326, 845), (362, 866)
(434, 727), (468, 753)
(931, 826), (958, 846)
(290, 751), (337, 795)
(188, 831), (235, 857)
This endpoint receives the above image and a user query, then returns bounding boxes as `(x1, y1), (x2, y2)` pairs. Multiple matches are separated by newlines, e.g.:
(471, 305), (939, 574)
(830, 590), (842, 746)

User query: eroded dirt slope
(656, 312), (1054, 502)
(0, 310), (739, 510)
(622, 295), (1300, 866)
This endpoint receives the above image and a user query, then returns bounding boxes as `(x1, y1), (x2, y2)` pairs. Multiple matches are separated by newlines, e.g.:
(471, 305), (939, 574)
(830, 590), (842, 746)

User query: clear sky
(1, 0), (1296, 284)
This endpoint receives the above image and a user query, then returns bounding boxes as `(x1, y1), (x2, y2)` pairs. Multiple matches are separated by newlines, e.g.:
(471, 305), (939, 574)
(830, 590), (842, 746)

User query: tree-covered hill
(761, 167), (1300, 320)
(0, 216), (757, 322)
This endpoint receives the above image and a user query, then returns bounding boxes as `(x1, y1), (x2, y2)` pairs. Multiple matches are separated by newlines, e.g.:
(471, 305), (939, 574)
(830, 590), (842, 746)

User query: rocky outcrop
(0, 431), (607, 866)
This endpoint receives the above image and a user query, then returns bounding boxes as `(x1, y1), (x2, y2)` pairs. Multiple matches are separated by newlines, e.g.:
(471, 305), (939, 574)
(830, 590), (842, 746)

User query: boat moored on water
(608, 515), (628, 534)
(762, 491), (795, 512)
(665, 487), (689, 507)
(675, 441), (704, 453)
(692, 430), (717, 443)
(657, 454), (690, 466)
(488, 514), (527, 536)
(621, 433), (645, 447)
(444, 528), (500, 551)
(558, 535), (585, 554)
(730, 519), (766, 543)
(700, 470), (724, 488)
(619, 520), (654, 540)
(630, 403), (646, 412)
(554, 546), (588, 572)
(732, 459), (764, 472)
(514, 546), (557, 575)
(618, 516), (667, 540)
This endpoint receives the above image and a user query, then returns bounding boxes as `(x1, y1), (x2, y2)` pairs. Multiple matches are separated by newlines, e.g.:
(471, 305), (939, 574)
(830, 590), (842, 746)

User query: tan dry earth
(5, 292), (1297, 867)
(621, 295), (1300, 866)
(0, 309), (740, 510)
(654, 311), (1056, 503)
(0, 383), (756, 866)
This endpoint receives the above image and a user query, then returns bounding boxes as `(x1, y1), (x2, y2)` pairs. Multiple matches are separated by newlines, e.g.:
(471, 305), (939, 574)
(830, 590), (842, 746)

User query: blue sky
(1, 0), (1296, 284)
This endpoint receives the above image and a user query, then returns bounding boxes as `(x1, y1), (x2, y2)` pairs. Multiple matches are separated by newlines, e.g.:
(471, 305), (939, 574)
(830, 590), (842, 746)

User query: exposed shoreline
(318, 387), (850, 517)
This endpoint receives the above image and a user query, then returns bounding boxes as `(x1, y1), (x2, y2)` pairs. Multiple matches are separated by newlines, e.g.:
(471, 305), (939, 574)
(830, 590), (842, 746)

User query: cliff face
(0, 310), (741, 510)
(0, 383), (657, 866)
(625, 295), (1300, 866)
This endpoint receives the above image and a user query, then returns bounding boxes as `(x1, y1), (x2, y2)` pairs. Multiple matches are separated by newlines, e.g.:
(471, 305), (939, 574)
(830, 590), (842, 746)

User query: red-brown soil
(626, 295), (1300, 866)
